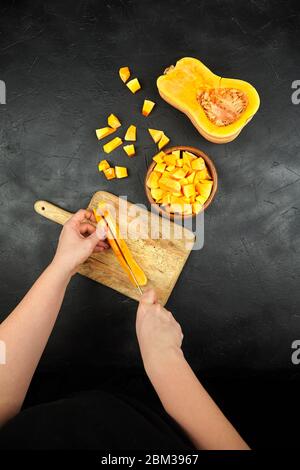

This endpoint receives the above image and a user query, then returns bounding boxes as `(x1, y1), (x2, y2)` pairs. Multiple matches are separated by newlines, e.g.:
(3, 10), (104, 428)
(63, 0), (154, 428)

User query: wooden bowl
(145, 145), (218, 220)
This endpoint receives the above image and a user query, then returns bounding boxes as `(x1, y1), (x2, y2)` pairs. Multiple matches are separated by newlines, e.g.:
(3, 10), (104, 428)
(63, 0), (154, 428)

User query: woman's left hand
(52, 209), (109, 276)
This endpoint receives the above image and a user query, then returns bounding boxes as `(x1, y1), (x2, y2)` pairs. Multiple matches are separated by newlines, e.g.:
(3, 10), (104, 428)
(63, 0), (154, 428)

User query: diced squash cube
(159, 177), (181, 193)
(147, 171), (160, 189)
(123, 144), (135, 157)
(164, 154), (177, 166)
(126, 78), (141, 93)
(151, 188), (164, 201)
(170, 195), (182, 204)
(148, 128), (163, 143)
(183, 151), (197, 160)
(153, 151), (166, 163)
(104, 167), (116, 180)
(158, 133), (170, 150)
(183, 204), (193, 215)
(182, 154), (191, 167)
(162, 193), (171, 205)
(191, 157), (206, 171)
(183, 184), (196, 198)
(194, 168), (211, 183)
(119, 66), (131, 83)
(108, 114), (121, 129)
(124, 125), (136, 141)
(115, 166), (128, 178)
(172, 168), (188, 180)
(193, 202), (203, 214)
(142, 99), (155, 116)
(154, 162), (166, 173)
(176, 158), (183, 167)
(195, 180), (213, 199)
(172, 150), (180, 158)
(187, 171), (195, 184)
(196, 194), (207, 204)
(166, 165), (175, 172)
(98, 160), (110, 172)
(183, 166), (192, 177)
(95, 127), (116, 140)
(103, 137), (123, 153)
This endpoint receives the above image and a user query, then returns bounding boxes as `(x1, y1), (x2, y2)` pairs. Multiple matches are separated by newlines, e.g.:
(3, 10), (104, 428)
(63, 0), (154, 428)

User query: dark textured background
(0, 0), (300, 448)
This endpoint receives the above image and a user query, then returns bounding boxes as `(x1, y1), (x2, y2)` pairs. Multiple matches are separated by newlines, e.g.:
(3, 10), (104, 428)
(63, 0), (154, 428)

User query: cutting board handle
(34, 200), (73, 225)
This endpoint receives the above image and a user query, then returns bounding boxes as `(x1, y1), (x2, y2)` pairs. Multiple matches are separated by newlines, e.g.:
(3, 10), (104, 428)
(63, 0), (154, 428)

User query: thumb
(140, 288), (158, 305)
(86, 229), (102, 249)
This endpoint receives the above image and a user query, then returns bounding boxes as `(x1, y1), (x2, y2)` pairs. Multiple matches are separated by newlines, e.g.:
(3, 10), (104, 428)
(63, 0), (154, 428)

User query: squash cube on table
(124, 125), (136, 141)
(119, 66), (131, 83)
(103, 137), (123, 154)
(148, 128), (163, 144)
(115, 166), (128, 179)
(126, 78), (141, 93)
(104, 167), (116, 180)
(123, 144), (135, 157)
(142, 99), (155, 116)
(158, 133), (170, 150)
(107, 114), (121, 129)
(95, 127), (116, 140)
(98, 160), (110, 172)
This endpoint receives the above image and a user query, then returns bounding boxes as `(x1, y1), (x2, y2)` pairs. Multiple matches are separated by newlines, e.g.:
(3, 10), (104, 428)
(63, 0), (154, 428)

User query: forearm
(0, 261), (71, 425)
(145, 350), (250, 450)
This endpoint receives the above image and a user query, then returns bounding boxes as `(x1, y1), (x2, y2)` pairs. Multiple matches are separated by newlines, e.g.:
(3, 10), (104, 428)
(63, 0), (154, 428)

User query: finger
(140, 288), (158, 305)
(85, 229), (103, 250)
(79, 223), (95, 235)
(95, 223), (107, 241)
(93, 246), (105, 252)
(70, 209), (93, 226)
(96, 240), (109, 249)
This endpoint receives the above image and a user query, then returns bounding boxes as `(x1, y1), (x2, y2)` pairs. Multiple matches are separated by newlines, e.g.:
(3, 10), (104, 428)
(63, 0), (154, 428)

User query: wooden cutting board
(34, 191), (195, 305)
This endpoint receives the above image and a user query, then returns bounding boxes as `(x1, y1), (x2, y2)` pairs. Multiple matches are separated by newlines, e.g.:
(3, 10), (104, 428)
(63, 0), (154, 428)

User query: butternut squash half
(157, 57), (260, 143)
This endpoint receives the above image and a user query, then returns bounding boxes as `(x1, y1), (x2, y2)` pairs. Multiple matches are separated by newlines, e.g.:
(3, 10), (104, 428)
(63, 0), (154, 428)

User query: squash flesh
(147, 149), (214, 215)
(96, 203), (147, 286)
(157, 57), (260, 143)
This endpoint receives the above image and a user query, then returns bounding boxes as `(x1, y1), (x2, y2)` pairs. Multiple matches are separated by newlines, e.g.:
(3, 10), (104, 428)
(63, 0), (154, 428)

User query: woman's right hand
(136, 289), (184, 375)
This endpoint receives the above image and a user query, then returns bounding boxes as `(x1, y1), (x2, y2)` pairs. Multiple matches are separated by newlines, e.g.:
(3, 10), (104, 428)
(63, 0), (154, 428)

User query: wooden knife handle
(34, 200), (73, 225)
